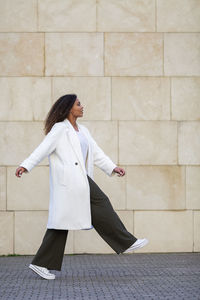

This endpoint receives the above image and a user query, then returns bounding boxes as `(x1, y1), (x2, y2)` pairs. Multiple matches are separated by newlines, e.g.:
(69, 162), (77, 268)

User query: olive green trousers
(31, 175), (137, 270)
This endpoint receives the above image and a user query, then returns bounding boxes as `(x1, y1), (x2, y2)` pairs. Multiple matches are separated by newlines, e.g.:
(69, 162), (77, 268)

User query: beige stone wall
(0, 0), (200, 255)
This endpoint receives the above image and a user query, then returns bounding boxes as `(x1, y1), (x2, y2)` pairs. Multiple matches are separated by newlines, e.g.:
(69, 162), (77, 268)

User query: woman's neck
(66, 117), (78, 131)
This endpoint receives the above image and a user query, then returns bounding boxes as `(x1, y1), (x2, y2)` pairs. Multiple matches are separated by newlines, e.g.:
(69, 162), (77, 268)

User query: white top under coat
(75, 126), (89, 172)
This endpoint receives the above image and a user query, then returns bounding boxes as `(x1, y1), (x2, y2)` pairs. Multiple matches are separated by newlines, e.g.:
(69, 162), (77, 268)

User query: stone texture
(105, 33), (163, 76)
(0, 167), (6, 210)
(0, 122), (48, 166)
(45, 33), (103, 76)
(134, 210), (193, 252)
(186, 167), (200, 210)
(52, 77), (111, 120)
(0, 0), (37, 32)
(164, 33), (200, 76)
(93, 166), (126, 210)
(97, 0), (155, 32)
(119, 121), (177, 165)
(171, 77), (200, 121)
(0, 33), (44, 76)
(64, 231), (74, 255)
(194, 211), (200, 252)
(74, 210), (133, 254)
(81, 121), (118, 163)
(127, 166), (185, 210)
(112, 77), (170, 120)
(7, 166), (49, 211)
(0, 0), (199, 256)
(15, 211), (48, 254)
(74, 226), (114, 254)
(178, 122), (200, 165)
(157, 0), (200, 32)
(0, 212), (13, 255)
(0, 77), (51, 121)
(38, 0), (96, 32)
(14, 210), (73, 255)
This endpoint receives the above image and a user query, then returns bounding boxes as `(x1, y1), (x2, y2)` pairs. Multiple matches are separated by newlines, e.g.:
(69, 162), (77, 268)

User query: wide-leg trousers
(31, 175), (137, 271)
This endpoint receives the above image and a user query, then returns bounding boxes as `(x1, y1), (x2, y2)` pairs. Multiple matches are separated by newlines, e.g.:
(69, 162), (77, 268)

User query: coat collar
(63, 118), (80, 130)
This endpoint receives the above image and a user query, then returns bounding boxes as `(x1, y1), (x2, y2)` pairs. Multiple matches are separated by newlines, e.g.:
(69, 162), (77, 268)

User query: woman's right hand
(15, 166), (28, 178)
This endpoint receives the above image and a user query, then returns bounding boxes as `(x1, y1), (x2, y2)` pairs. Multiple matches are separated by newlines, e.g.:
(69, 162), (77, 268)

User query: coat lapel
(63, 119), (87, 175)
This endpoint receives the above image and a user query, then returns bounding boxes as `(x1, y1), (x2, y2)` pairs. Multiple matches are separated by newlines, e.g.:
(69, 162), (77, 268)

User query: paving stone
(0, 253), (199, 299)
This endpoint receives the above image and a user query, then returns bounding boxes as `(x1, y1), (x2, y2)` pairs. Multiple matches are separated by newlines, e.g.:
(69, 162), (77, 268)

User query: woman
(15, 94), (148, 280)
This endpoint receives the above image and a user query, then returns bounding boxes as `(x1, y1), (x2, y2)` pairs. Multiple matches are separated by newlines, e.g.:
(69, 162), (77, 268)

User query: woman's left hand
(113, 167), (125, 177)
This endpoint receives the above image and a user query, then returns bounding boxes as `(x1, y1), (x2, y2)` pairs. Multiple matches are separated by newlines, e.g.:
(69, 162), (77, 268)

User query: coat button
(75, 162), (78, 165)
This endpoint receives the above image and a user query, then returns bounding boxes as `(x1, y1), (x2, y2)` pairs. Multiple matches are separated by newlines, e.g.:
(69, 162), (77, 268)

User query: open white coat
(20, 119), (117, 230)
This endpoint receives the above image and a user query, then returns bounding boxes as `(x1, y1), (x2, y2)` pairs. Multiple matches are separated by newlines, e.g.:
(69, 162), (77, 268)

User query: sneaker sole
(124, 239), (149, 253)
(29, 264), (55, 280)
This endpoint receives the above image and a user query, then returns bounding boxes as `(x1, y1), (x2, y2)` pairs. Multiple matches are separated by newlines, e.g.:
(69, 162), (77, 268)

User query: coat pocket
(58, 164), (71, 188)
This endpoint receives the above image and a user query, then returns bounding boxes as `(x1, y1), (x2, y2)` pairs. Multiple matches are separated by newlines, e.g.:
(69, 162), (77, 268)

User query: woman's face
(70, 98), (84, 118)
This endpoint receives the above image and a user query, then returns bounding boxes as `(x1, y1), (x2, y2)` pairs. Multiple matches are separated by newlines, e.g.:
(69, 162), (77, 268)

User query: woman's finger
(15, 167), (23, 177)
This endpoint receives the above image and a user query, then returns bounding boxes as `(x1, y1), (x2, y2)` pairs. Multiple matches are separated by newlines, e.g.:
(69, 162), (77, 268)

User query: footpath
(0, 252), (200, 299)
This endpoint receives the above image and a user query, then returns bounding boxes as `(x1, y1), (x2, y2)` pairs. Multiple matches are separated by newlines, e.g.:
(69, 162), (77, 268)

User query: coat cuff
(107, 162), (118, 177)
(19, 160), (33, 173)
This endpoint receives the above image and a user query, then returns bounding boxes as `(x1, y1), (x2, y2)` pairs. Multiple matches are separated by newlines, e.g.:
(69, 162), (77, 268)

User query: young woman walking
(15, 94), (148, 280)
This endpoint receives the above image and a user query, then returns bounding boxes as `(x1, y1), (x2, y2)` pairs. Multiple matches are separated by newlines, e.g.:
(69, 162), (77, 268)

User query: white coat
(20, 119), (117, 230)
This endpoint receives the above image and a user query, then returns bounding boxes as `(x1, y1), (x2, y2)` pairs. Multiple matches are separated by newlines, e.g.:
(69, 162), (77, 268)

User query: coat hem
(46, 225), (94, 230)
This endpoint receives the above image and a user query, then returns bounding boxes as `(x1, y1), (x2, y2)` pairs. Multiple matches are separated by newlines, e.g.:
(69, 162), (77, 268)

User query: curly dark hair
(44, 94), (77, 135)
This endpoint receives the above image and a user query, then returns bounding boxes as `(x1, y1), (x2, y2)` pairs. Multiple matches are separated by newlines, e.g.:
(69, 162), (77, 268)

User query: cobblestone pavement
(0, 253), (200, 300)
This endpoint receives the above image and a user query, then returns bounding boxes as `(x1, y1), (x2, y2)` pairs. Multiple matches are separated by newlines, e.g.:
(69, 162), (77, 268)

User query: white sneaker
(124, 238), (149, 253)
(29, 264), (55, 280)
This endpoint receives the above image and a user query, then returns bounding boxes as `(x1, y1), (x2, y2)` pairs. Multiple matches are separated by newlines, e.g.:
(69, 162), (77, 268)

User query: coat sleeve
(19, 123), (65, 173)
(85, 128), (117, 177)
